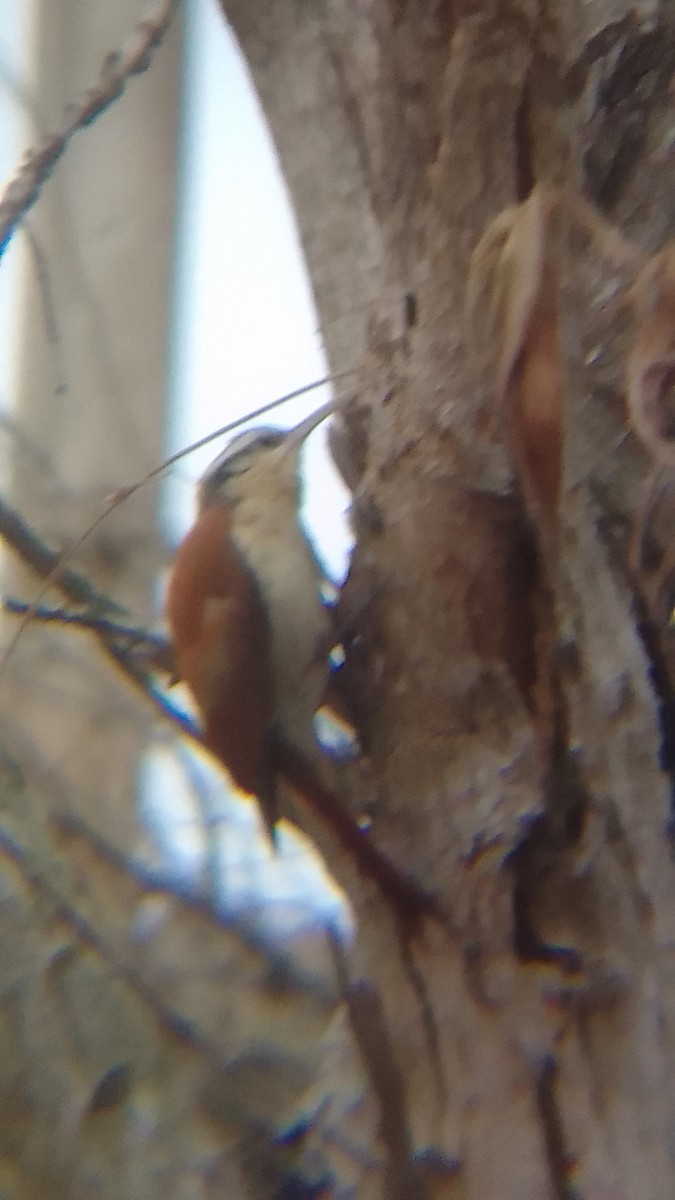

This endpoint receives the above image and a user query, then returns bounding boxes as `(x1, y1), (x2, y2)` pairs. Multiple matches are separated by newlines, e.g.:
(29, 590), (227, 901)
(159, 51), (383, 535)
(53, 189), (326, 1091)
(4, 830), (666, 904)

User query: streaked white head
(198, 403), (333, 511)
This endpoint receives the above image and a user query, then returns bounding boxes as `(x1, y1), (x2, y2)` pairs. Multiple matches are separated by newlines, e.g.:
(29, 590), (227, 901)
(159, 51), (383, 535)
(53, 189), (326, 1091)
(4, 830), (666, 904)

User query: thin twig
(0, 496), (125, 612)
(0, 0), (181, 257)
(0, 494), (196, 738)
(3, 596), (157, 640)
(2, 597), (174, 671)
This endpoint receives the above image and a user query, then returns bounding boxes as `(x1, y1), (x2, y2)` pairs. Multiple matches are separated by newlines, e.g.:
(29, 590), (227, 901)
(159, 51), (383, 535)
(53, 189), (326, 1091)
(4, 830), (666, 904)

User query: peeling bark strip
(468, 189), (564, 752)
(468, 187), (563, 565)
(622, 243), (675, 567)
(628, 244), (675, 466)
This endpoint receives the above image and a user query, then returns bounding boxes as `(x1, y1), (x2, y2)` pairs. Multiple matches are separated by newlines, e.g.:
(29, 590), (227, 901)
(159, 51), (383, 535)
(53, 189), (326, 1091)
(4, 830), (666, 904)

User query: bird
(165, 403), (336, 836)
(165, 403), (441, 922)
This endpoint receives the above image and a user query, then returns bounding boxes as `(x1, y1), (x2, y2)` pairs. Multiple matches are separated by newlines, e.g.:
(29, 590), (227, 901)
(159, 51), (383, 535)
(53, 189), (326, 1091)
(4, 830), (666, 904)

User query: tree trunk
(2, 0), (181, 847)
(219, 2), (675, 1196)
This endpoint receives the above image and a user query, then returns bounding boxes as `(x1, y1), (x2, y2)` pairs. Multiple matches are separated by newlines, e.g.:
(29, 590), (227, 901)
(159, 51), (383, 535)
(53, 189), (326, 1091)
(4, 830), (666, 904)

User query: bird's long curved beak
(285, 400), (333, 447)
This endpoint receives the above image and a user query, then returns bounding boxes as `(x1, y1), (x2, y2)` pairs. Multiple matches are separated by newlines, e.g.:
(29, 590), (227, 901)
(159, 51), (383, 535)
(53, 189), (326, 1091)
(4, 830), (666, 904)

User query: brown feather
(166, 505), (274, 798)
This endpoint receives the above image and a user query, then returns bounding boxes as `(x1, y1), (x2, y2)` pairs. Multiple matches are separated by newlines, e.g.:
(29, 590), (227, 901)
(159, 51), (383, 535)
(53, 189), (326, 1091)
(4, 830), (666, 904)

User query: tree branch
(0, 0), (181, 258)
(0, 494), (197, 739)
(3, 597), (174, 673)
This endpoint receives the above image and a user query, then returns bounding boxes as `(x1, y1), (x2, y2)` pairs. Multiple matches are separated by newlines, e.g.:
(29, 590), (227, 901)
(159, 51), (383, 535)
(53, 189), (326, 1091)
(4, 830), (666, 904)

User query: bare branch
(0, 494), (197, 739)
(0, 495), (124, 613)
(2, 597), (175, 673)
(0, 0), (181, 257)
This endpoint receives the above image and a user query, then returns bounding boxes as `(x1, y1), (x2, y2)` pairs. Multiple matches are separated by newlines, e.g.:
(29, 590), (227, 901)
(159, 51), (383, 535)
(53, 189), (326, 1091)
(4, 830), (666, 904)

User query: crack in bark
(500, 510), (542, 718)
(583, 18), (675, 211)
(591, 493), (675, 843)
(513, 75), (534, 202)
(500, 488), (590, 968)
(626, 589), (675, 844)
(510, 742), (589, 971)
(320, 26), (374, 204)
(510, 664), (590, 970)
(560, 16), (637, 102)
(535, 1057), (580, 1200)
(330, 936), (428, 1200)
(398, 932), (448, 1109)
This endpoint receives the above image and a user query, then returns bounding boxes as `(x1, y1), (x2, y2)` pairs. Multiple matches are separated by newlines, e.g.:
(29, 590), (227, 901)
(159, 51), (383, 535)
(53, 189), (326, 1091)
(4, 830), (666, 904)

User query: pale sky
(0, 0), (30, 397)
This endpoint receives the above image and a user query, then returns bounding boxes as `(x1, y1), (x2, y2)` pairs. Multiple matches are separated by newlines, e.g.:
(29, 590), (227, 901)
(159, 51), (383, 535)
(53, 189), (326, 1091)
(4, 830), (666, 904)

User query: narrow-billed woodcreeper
(165, 404), (335, 832)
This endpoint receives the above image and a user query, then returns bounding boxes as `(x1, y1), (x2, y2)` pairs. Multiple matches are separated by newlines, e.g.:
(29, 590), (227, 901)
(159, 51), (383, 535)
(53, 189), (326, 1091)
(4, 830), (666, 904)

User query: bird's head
(198, 402), (332, 510)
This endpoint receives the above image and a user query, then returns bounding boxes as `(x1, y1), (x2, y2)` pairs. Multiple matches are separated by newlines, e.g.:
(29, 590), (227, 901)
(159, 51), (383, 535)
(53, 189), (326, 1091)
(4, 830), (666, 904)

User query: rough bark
(218, 2), (675, 1196)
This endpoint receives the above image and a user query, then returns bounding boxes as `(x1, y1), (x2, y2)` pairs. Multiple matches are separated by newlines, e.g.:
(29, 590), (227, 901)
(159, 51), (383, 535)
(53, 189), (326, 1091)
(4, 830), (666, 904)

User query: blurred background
(0, 0), (353, 943)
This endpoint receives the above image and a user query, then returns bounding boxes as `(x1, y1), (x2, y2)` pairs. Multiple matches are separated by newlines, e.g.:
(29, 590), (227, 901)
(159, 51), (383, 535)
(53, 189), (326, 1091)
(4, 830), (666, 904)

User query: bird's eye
(254, 431), (285, 450)
(203, 427), (285, 487)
